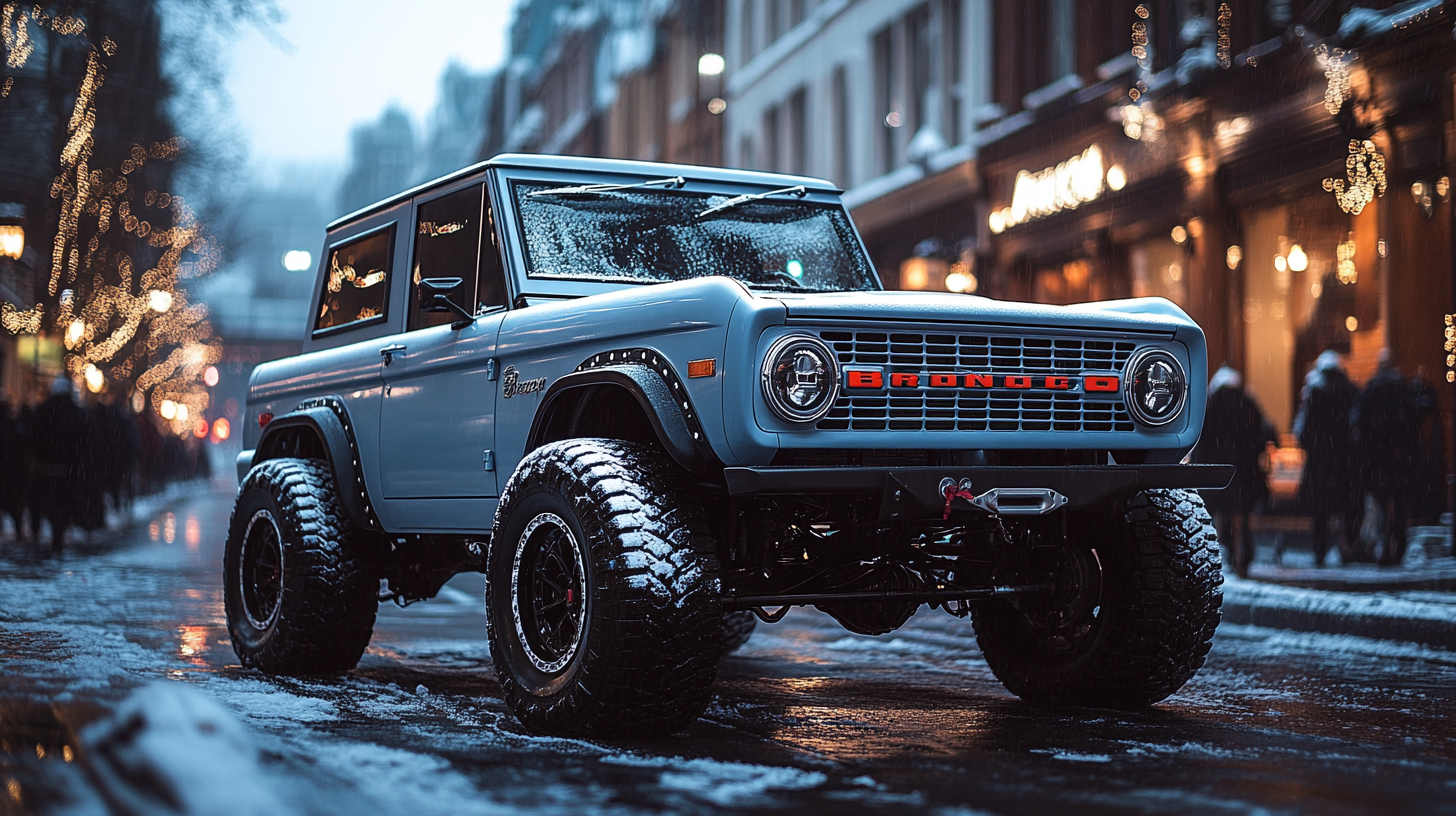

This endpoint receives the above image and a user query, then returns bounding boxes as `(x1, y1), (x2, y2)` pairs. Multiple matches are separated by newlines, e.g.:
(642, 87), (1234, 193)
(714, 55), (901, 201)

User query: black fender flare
(526, 357), (723, 483)
(251, 396), (380, 532)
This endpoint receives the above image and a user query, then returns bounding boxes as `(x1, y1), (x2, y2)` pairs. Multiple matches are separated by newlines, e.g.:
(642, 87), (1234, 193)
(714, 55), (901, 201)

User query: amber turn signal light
(687, 358), (716, 378)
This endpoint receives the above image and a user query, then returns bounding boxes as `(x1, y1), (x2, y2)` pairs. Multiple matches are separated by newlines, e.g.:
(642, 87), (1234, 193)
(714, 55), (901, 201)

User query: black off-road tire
(224, 457), (378, 674)
(486, 439), (722, 738)
(974, 489), (1222, 707)
(721, 611), (758, 654)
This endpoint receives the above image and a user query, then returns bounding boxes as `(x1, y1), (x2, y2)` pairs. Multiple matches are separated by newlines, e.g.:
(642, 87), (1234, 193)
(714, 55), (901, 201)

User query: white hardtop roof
(327, 153), (842, 231)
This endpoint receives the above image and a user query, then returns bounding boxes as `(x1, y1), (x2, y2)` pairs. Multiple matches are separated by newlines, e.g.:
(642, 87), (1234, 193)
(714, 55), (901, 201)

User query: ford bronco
(226, 154), (1232, 738)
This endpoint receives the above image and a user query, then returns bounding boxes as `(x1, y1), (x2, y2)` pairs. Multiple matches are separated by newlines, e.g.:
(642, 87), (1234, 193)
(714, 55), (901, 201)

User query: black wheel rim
(511, 513), (587, 673)
(1020, 546), (1103, 652)
(240, 509), (285, 631)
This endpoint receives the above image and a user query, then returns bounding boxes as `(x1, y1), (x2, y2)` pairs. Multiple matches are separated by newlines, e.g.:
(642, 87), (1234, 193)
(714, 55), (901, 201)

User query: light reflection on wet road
(2, 487), (1455, 815)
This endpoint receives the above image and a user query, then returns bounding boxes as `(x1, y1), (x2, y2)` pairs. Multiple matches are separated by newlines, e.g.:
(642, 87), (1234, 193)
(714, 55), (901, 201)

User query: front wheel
(974, 489), (1223, 707)
(486, 439), (723, 738)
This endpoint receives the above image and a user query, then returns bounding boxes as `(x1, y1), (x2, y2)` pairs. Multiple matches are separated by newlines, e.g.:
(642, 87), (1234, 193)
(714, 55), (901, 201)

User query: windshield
(512, 181), (879, 292)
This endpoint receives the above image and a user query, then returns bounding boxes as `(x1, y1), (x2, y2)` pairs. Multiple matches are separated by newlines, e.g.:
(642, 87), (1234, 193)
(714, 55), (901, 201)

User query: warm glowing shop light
(212, 417), (231, 441)
(203, 365), (219, 387)
(0, 225), (22, 260)
(1287, 244), (1308, 272)
(148, 289), (172, 313)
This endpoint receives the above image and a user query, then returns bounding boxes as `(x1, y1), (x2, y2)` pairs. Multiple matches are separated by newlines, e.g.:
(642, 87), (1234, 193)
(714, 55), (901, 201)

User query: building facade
(723, 0), (994, 290)
(481, 0), (724, 168)
(976, 0), (1453, 445)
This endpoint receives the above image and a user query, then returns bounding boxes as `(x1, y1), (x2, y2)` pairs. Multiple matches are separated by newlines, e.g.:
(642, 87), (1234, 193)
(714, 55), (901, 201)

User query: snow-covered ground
(2, 488), (1455, 815)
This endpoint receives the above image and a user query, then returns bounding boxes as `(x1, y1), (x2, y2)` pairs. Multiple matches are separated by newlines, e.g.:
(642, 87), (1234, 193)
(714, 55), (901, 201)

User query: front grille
(815, 329), (1139, 433)
(819, 330), (1138, 371)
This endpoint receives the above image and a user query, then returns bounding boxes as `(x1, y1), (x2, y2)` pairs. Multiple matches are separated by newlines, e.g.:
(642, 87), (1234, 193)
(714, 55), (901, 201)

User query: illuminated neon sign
(990, 144), (1106, 232)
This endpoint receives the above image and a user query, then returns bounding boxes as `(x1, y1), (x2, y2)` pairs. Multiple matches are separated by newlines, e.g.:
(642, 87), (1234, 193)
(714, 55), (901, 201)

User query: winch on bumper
(722, 464), (1235, 521)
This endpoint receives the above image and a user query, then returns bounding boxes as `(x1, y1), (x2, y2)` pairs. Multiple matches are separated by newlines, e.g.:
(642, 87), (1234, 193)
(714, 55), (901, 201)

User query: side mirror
(419, 277), (474, 329)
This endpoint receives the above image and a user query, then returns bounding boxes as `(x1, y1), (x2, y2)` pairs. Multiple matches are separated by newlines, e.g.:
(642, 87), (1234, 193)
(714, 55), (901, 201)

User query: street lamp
(697, 53), (725, 76)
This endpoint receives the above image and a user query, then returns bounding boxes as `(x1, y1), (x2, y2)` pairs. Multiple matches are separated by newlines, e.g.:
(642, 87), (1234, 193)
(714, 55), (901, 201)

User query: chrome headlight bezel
(760, 334), (840, 424)
(1123, 347), (1188, 427)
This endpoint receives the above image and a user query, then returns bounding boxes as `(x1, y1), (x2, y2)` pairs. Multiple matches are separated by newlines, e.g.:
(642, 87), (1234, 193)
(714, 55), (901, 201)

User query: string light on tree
(0, 10), (225, 435)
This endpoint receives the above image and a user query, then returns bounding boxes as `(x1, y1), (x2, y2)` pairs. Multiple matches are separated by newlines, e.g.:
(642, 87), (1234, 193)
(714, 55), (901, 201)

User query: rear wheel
(974, 489), (1222, 707)
(224, 458), (378, 674)
(487, 439), (723, 738)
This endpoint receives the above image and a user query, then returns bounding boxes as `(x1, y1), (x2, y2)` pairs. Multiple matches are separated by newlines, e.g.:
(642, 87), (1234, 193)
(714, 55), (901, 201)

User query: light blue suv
(226, 155), (1232, 738)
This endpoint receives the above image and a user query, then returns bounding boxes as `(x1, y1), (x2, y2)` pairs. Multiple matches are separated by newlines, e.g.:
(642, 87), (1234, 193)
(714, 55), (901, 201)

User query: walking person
(28, 377), (88, 553)
(1293, 351), (1361, 566)
(1351, 350), (1416, 566)
(1408, 366), (1446, 527)
(1195, 366), (1278, 577)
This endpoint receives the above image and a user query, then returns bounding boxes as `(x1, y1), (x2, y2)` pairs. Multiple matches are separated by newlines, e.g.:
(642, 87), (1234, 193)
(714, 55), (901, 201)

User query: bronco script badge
(502, 365), (547, 398)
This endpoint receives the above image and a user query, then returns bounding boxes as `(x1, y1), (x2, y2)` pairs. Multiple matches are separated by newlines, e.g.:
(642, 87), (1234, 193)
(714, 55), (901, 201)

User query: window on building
(763, 105), (780, 172)
(740, 0), (756, 62)
(1047, 0), (1075, 80)
(873, 26), (899, 174)
(788, 0), (806, 29)
(316, 226), (393, 333)
(831, 65), (851, 187)
(908, 4), (932, 136)
(766, 0), (783, 43)
(787, 88), (807, 176)
(944, 0), (963, 145)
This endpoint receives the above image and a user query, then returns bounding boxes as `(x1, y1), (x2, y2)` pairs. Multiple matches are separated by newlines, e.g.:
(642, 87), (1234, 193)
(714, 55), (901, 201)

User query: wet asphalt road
(2, 486), (1455, 815)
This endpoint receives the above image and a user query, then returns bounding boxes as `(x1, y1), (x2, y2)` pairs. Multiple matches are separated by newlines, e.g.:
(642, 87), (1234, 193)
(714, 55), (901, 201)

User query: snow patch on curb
(1222, 575), (1456, 649)
(600, 753), (828, 806)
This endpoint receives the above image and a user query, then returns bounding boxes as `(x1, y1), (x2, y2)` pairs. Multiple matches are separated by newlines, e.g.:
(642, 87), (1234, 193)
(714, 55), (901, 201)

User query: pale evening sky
(223, 0), (515, 170)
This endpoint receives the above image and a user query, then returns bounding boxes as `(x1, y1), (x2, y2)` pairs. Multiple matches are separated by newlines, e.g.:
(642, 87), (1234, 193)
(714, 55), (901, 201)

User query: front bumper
(722, 464), (1234, 520)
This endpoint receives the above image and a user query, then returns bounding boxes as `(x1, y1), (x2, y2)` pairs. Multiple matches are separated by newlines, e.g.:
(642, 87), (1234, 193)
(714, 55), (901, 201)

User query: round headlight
(761, 334), (839, 423)
(1124, 348), (1188, 427)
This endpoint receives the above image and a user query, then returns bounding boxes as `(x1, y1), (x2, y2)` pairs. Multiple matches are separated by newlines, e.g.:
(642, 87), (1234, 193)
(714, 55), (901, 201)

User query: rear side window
(316, 226), (394, 333)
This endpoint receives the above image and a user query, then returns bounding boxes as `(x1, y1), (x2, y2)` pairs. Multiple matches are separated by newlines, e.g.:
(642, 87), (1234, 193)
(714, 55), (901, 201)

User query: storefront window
(1130, 238), (1187, 305)
(1242, 196), (1380, 431)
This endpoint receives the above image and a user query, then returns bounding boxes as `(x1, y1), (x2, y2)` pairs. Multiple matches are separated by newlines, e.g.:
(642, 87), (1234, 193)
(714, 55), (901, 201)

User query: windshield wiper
(527, 175), (686, 198)
(696, 185), (807, 218)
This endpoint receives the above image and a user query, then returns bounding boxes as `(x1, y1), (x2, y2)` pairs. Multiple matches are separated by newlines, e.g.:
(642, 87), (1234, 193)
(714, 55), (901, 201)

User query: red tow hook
(940, 478), (977, 520)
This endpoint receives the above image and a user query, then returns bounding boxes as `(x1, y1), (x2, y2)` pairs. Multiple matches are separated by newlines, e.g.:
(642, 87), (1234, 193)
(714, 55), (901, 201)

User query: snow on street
(2, 486), (1455, 815)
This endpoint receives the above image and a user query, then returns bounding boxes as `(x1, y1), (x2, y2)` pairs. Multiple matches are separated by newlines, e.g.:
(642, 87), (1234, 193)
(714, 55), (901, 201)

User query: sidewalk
(1221, 514), (1456, 648)
(1222, 571), (1456, 650)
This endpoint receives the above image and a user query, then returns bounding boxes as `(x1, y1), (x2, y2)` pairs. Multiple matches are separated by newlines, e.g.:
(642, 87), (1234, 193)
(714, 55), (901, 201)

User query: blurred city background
(0, 0), (1452, 572)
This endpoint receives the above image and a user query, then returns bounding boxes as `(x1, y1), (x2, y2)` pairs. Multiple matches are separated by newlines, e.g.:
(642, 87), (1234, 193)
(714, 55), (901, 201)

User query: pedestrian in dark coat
(1293, 351), (1362, 566)
(1409, 367), (1446, 527)
(1351, 350), (1415, 566)
(1195, 366), (1278, 577)
(29, 378), (87, 552)
(0, 402), (22, 538)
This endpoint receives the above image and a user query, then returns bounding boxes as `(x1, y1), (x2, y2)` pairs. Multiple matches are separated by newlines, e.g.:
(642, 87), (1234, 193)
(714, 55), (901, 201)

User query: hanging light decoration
(1287, 244), (1308, 272)
(1336, 233), (1357, 284)
(1445, 314), (1456, 383)
(1314, 45), (1354, 115)
(1323, 140), (1387, 215)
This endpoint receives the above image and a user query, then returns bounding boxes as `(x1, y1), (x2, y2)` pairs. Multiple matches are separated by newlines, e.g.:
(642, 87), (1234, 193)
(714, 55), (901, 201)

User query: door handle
(379, 344), (407, 365)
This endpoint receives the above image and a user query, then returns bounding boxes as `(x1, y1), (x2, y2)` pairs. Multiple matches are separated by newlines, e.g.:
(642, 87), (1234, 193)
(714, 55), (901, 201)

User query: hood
(763, 290), (1196, 335)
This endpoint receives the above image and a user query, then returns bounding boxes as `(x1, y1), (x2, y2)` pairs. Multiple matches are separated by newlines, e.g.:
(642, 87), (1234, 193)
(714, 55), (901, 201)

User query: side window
(409, 183), (509, 331)
(478, 191), (508, 311)
(315, 226), (393, 333)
